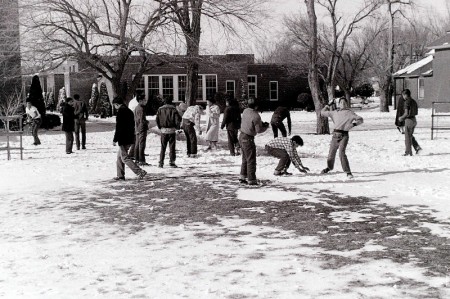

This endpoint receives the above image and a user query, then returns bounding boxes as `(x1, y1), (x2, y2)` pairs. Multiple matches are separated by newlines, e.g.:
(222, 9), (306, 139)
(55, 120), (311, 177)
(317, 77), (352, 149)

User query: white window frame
(269, 81), (278, 101)
(247, 75), (257, 99)
(418, 77), (425, 99)
(226, 80), (235, 99)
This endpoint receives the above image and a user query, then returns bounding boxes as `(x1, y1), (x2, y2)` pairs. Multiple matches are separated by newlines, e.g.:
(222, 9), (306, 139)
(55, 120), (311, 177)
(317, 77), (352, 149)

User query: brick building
(41, 54), (310, 111)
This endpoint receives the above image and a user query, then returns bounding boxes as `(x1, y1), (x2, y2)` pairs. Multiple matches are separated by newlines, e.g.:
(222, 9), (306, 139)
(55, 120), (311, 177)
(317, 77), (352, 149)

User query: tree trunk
(186, 56), (199, 106)
(305, 0), (329, 134)
(379, 75), (390, 112)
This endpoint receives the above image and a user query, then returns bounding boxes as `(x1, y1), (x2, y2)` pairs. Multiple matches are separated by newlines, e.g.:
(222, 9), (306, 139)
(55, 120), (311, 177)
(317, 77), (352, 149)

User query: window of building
(147, 75), (159, 101)
(270, 81), (278, 101)
(418, 78), (425, 99)
(226, 80), (235, 99)
(177, 75), (187, 102)
(247, 75), (257, 99)
(197, 75), (203, 100)
(162, 76), (174, 101)
(205, 75), (217, 101)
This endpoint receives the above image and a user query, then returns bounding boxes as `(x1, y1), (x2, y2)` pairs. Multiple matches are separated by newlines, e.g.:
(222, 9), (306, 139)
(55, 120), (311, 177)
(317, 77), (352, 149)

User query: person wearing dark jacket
(239, 98), (269, 185)
(134, 95), (149, 165)
(112, 96), (146, 180)
(221, 98), (242, 156)
(156, 97), (181, 168)
(398, 89), (422, 156)
(270, 106), (291, 138)
(62, 97), (75, 154)
(73, 94), (89, 150)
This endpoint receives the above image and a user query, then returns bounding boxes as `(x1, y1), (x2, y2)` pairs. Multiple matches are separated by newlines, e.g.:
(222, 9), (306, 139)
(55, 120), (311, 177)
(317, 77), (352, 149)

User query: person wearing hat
(265, 135), (309, 176)
(156, 97), (182, 167)
(239, 97), (269, 185)
(182, 104), (204, 158)
(112, 96), (147, 180)
(25, 98), (42, 145)
(320, 98), (363, 179)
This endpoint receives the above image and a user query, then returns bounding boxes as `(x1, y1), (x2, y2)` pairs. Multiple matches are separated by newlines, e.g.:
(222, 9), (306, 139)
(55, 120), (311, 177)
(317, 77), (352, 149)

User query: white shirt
(26, 106), (41, 120)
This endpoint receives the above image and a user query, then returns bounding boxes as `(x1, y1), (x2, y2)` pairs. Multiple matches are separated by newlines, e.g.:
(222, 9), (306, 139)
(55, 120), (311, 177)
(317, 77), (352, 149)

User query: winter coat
(62, 104), (75, 132)
(113, 104), (135, 146)
(221, 105), (241, 130)
(395, 96), (405, 127)
(73, 100), (89, 120)
(156, 104), (181, 134)
(240, 108), (268, 137)
(205, 104), (221, 142)
(134, 104), (148, 134)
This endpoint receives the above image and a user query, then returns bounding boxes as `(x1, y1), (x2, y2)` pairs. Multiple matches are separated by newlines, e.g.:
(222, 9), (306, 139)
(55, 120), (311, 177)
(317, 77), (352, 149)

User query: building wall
(431, 49), (450, 104)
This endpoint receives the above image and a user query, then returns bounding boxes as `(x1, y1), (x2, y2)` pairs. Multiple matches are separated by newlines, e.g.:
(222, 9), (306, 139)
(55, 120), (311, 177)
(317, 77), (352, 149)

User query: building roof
(393, 55), (433, 77)
(427, 31), (450, 50)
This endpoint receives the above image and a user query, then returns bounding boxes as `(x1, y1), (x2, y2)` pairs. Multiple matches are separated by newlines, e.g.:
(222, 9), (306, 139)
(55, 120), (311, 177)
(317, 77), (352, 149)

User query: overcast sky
(201, 0), (450, 57)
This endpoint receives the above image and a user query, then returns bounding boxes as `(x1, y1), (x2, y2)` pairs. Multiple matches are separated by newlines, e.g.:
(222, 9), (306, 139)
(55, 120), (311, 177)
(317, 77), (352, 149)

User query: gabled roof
(393, 55), (433, 77)
(427, 31), (450, 50)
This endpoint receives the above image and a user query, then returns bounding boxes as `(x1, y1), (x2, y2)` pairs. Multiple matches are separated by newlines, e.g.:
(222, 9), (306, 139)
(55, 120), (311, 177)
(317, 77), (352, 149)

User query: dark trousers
(135, 131), (147, 162)
(74, 118), (86, 149)
(160, 133), (176, 165)
(327, 131), (351, 174)
(182, 120), (197, 155)
(227, 129), (240, 155)
(271, 121), (287, 138)
(405, 118), (420, 155)
(239, 133), (257, 183)
(31, 118), (42, 145)
(117, 144), (142, 177)
(64, 131), (74, 153)
(266, 146), (291, 171)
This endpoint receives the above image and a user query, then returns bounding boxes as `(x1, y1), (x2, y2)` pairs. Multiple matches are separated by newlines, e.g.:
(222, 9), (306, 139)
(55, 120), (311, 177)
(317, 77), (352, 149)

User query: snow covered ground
(1, 100), (450, 298)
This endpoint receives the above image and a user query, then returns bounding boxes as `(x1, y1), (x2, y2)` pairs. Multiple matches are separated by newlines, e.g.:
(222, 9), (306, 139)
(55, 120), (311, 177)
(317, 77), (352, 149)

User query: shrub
(297, 93), (315, 111)
(213, 92), (227, 113)
(42, 113), (61, 129)
(354, 83), (374, 99)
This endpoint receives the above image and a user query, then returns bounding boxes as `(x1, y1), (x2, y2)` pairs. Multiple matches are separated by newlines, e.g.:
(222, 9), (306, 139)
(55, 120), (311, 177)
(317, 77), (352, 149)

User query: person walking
(25, 99), (42, 145)
(221, 98), (241, 156)
(62, 97), (75, 154)
(182, 104), (203, 158)
(156, 97), (181, 168)
(134, 95), (149, 166)
(270, 106), (292, 138)
(395, 95), (405, 134)
(398, 89), (422, 156)
(112, 96), (147, 180)
(265, 135), (309, 176)
(320, 98), (363, 179)
(204, 98), (221, 151)
(73, 94), (89, 150)
(239, 98), (269, 185)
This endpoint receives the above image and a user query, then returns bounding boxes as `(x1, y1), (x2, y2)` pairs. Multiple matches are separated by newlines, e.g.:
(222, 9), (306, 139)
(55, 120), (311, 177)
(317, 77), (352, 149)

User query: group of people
(25, 94), (88, 153)
(26, 88), (422, 185)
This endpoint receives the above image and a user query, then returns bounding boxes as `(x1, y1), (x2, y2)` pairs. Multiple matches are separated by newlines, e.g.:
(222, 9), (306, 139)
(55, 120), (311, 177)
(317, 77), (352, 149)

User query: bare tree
(304, 0), (329, 134)
(23, 0), (171, 103)
(317, 0), (381, 101)
(156, 0), (266, 106)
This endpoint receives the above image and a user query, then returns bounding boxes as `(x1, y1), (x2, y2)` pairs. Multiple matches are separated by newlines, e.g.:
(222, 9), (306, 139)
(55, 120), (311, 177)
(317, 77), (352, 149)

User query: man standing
(239, 98), (269, 185)
(265, 135), (309, 176)
(270, 106), (292, 138)
(156, 97), (181, 168)
(134, 95), (149, 165)
(221, 98), (242, 156)
(73, 94), (88, 150)
(62, 97), (75, 154)
(398, 89), (422, 156)
(320, 98), (363, 179)
(112, 96), (147, 180)
(25, 99), (42, 145)
(182, 104), (203, 158)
